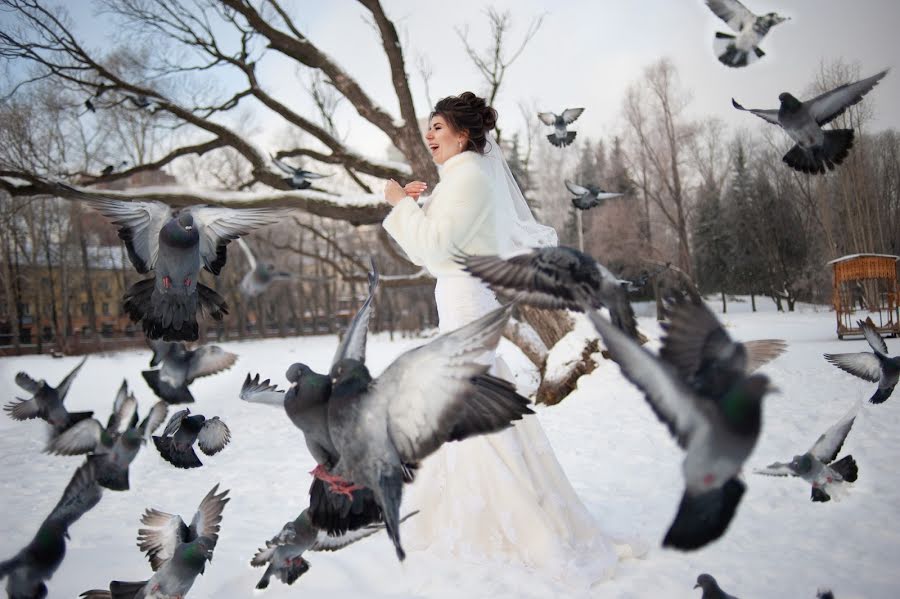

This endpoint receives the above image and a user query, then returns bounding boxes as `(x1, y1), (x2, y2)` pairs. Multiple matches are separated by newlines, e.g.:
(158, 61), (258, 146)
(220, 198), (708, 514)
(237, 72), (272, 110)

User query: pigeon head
(790, 453), (813, 474)
(778, 93), (803, 111)
(182, 413), (207, 433)
(286, 362), (313, 383)
(720, 374), (771, 433)
(330, 358), (370, 388)
(763, 12), (789, 26)
(178, 537), (214, 567)
(694, 573), (718, 590)
(121, 428), (143, 448)
(161, 213), (199, 248)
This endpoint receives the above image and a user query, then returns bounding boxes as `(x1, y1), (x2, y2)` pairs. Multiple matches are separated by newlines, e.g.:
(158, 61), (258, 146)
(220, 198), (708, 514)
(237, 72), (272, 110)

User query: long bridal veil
(481, 133), (558, 252)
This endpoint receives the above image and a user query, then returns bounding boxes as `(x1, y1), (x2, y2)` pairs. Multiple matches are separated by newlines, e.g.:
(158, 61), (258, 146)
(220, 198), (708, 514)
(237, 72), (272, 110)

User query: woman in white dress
(382, 92), (630, 583)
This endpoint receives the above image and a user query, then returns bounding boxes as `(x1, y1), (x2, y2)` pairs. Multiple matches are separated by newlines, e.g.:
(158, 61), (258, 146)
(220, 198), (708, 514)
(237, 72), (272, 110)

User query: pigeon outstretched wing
(858, 317), (889, 354)
(372, 303), (532, 463)
(560, 107), (585, 124)
(332, 258), (379, 368)
(197, 417), (231, 455)
(186, 346), (237, 382)
(705, 0), (754, 31)
(807, 69), (889, 126)
(823, 352), (881, 382)
(45, 418), (104, 455)
(537, 112), (557, 126)
(731, 98), (780, 126)
(188, 206), (289, 275)
(809, 402), (860, 464)
(240, 373), (286, 406)
(84, 196), (172, 274)
(564, 180), (589, 196)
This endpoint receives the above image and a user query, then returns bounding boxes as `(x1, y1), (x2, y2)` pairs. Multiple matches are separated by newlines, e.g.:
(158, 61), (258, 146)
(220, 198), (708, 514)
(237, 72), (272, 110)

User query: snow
(826, 253), (899, 265)
(2, 298), (899, 598)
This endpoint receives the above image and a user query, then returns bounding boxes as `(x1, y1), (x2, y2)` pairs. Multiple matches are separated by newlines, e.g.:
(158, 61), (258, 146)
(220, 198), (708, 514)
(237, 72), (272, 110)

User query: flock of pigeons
(0, 1), (893, 596)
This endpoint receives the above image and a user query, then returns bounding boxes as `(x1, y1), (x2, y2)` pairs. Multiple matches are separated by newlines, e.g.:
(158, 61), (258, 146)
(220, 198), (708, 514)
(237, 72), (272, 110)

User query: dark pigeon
(250, 509), (418, 589)
(152, 408), (230, 469)
(695, 573), (740, 599)
(825, 317), (900, 404)
(565, 180), (625, 210)
(236, 238), (292, 298)
(79, 484), (229, 599)
(142, 340), (237, 404)
(0, 461), (103, 599)
(128, 94), (152, 109)
(326, 302), (533, 561)
(457, 246), (639, 339)
(46, 380), (168, 490)
(71, 185), (287, 340)
(587, 297), (775, 550)
(538, 108), (584, 147)
(84, 98), (96, 113)
(705, 0), (788, 68)
(755, 402), (860, 502)
(4, 356), (94, 436)
(241, 261), (388, 535)
(732, 69), (889, 174)
(271, 155), (330, 190)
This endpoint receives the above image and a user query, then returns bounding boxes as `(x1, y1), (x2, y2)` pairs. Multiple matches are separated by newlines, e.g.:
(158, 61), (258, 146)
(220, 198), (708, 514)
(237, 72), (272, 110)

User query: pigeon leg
(309, 464), (364, 498)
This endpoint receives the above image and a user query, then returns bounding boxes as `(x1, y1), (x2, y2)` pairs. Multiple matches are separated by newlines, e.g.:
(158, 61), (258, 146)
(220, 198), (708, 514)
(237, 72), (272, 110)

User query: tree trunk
(721, 290), (727, 314)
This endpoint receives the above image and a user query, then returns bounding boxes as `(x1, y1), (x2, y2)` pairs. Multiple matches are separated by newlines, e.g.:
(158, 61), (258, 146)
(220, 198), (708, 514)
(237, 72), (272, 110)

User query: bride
(382, 92), (630, 582)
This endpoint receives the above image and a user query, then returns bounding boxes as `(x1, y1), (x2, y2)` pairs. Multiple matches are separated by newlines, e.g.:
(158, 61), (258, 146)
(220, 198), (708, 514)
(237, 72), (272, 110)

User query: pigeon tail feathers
(141, 370), (195, 405)
(783, 130), (854, 175)
(197, 282), (229, 321)
(152, 435), (203, 468)
(811, 486), (831, 502)
(307, 478), (384, 536)
(869, 384), (895, 404)
(831, 454), (858, 482)
(662, 478), (746, 551)
(547, 131), (576, 147)
(377, 472), (406, 561)
(714, 32), (763, 68)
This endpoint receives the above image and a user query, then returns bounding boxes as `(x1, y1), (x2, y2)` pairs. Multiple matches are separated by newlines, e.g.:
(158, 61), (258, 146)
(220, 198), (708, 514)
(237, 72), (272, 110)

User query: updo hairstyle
(431, 91), (498, 154)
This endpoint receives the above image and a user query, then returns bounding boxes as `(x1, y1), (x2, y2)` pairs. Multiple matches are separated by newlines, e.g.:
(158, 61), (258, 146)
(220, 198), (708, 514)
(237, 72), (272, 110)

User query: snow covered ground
(1, 298), (899, 598)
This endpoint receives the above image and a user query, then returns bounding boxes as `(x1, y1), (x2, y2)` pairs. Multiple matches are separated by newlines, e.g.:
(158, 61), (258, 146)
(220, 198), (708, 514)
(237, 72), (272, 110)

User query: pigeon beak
(766, 383), (781, 394)
(693, 583), (700, 589)
(184, 224), (193, 231)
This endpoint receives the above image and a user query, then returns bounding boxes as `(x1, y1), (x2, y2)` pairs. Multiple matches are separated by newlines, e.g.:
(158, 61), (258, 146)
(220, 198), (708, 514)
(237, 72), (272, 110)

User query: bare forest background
(0, 1), (898, 400)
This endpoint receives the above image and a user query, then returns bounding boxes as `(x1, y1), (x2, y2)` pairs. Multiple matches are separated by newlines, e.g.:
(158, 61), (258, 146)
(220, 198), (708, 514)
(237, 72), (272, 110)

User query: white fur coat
(382, 151), (498, 277)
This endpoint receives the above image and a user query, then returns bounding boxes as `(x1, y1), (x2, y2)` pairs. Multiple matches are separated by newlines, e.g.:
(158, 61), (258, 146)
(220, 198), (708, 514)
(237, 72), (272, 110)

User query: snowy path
(1, 300), (898, 598)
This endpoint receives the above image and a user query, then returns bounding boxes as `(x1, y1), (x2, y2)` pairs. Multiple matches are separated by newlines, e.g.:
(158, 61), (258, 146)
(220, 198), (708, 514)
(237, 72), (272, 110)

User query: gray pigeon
(79, 484), (229, 599)
(825, 317), (900, 404)
(457, 246), (639, 339)
(0, 461), (103, 599)
(236, 238), (292, 298)
(565, 180), (625, 211)
(142, 340), (237, 404)
(705, 0), (788, 68)
(587, 297), (775, 550)
(4, 356), (94, 435)
(326, 302), (534, 561)
(241, 262), (389, 535)
(732, 69), (889, 174)
(250, 509), (418, 589)
(754, 402), (859, 502)
(271, 155), (330, 190)
(72, 186), (287, 340)
(537, 108), (584, 147)
(695, 573), (740, 599)
(152, 408), (231, 469)
(46, 380), (168, 490)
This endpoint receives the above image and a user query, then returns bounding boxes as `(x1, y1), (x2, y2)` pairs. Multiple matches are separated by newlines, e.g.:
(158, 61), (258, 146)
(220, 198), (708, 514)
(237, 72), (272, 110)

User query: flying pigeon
(0, 461), (103, 599)
(754, 402), (859, 502)
(79, 484), (229, 599)
(84, 98), (96, 113)
(72, 185), (287, 340)
(152, 408), (231, 469)
(537, 108), (584, 147)
(270, 155), (330, 190)
(250, 509), (418, 589)
(732, 69), (889, 174)
(695, 573), (740, 599)
(457, 246), (639, 339)
(565, 180), (625, 211)
(128, 94), (152, 109)
(142, 340), (237, 404)
(326, 302), (533, 561)
(825, 317), (900, 404)
(45, 380), (168, 490)
(236, 238), (292, 298)
(4, 356), (94, 436)
(705, 0), (789, 68)
(241, 261), (387, 535)
(587, 297), (775, 550)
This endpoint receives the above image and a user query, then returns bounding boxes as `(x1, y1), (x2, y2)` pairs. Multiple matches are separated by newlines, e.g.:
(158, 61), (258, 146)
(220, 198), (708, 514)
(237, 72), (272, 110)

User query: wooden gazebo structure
(829, 253), (900, 339)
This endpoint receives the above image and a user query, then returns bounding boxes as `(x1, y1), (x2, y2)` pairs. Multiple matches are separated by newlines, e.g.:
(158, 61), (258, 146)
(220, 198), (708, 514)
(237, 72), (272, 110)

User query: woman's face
(425, 115), (467, 165)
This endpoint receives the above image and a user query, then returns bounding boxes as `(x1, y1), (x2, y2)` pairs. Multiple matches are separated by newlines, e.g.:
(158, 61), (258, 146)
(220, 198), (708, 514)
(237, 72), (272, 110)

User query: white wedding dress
(382, 148), (632, 586)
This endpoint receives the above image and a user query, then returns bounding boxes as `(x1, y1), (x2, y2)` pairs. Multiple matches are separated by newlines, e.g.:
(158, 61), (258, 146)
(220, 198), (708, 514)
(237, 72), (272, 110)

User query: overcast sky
(53, 0), (900, 161)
